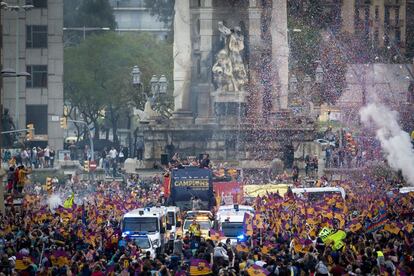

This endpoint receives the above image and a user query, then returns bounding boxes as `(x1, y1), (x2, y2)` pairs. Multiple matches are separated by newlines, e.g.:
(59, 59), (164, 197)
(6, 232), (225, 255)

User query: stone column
(248, 0), (264, 119)
(341, 0), (355, 34)
(173, 0), (193, 119)
(271, 0), (289, 110)
(195, 0), (214, 124)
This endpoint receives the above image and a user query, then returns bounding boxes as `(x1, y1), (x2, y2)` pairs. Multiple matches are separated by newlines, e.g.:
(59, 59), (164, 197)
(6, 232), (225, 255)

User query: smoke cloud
(360, 103), (414, 185)
(48, 194), (63, 212)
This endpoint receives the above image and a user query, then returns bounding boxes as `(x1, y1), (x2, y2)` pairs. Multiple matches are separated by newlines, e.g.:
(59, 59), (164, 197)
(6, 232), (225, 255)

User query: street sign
(89, 161), (97, 172)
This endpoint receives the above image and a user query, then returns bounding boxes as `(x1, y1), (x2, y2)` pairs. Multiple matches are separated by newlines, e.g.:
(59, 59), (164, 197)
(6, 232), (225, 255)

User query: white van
(215, 205), (254, 243)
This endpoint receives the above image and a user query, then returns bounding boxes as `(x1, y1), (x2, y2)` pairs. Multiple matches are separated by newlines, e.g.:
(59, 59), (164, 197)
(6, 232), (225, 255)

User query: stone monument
(139, 0), (315, 169)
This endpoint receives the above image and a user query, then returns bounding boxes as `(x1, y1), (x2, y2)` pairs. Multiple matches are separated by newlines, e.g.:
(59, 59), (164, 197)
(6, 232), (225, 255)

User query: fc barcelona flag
(189, 259), (212, 275)
(246, 264), (270, 276)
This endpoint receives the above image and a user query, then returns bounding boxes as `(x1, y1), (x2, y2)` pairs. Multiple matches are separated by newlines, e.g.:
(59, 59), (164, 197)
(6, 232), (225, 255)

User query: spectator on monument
(30, 147), (38, 168)
(44, 146), (50, 167)
(49, 148), (55, 168)
(136, 138), (144, 161)
(37, 147), (45, 168)
(292, 163), (299, 183)
(118, 146), (125, 164)
(20, 148), (29, 167)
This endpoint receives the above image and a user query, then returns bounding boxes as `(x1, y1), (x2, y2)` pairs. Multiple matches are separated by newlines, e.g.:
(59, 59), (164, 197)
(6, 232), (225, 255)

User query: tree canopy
(64, 0), (116, 29)
(64, 32), (173, 143)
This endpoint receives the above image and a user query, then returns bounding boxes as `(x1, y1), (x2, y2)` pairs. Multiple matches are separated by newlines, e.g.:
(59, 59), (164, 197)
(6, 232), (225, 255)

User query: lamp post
(131, 65), (168, 112)
(130, 66), (168, 157)
(2, 2), (33, 129)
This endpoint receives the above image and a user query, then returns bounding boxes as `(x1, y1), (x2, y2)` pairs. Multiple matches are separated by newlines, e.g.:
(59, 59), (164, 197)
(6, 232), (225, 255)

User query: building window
(395, 28), (401, 44)
(26, 105), (48, 135)
(384, 7), (390, 26)
(26, 0), (47, 8)
(26, 65), (48, 88)
(26, 25), (47, 48)
(374, 28), (379, 45)
(395, 7), (400, 25)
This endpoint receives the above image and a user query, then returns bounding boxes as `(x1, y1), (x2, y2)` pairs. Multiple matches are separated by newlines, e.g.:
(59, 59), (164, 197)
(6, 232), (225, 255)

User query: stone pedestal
(212, 90), (248, 103)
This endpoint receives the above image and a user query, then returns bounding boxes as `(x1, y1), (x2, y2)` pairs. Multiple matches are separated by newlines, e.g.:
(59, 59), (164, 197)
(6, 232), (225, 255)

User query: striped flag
(243, 212), (253, 236)
(246, 264), (270, 276)
(209, 229), (224, 241)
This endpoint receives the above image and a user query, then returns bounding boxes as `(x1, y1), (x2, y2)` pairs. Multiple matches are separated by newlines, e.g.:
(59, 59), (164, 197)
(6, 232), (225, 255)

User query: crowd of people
(2, 147), (56, 169)
(1, 162), (414, 275)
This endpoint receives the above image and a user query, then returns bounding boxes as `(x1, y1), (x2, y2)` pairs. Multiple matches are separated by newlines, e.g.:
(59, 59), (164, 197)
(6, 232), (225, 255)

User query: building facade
(1, 0), (64, 149)
(323, 0), (408, 51)
(109, 0), (169, 39)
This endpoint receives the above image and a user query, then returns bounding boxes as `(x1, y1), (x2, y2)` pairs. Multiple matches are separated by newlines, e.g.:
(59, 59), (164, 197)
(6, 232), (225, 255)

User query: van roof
(399, 187), (414, 194)
(291, 187), (346, 199)
(123, 208), (163, 218)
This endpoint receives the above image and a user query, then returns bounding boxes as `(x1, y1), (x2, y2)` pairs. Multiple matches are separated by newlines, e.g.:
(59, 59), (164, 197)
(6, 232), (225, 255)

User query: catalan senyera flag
(348, 220), (363, 233)
(209, 229), (224, 241)
(383, 223), (401, 235)
(243, 212), (253, 236)
(14, 253), (33, 271)
(246, 264), (270, 276)
(236, 242), (250, 253)
(189, 259), (212, 275)
(261, 241), (275, 254)
(253, 212), (264, 229)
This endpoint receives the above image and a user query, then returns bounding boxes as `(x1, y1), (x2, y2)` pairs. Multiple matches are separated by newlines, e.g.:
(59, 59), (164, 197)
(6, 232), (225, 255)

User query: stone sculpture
(213, 22), (247, 92)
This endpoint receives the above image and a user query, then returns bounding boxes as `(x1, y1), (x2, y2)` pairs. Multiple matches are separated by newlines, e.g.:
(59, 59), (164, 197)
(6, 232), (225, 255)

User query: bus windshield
(221, 222), (243, 237)
(123, 217), (159, 233)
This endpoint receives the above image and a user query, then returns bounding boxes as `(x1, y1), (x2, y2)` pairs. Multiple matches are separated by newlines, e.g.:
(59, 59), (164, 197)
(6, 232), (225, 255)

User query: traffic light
(45, 177), (52, 194)
(84, 160), (90, 172)
(60, 117), (68, 129)
(26, 124), (34, 140)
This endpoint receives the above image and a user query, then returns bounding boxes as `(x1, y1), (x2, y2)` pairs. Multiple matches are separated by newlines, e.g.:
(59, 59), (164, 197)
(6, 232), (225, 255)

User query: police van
(121, 206), (180, 254)
(215, 204), (254, 243)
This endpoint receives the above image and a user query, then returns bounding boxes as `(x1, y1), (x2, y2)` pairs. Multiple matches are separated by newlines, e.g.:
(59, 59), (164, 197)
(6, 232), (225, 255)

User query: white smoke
(48, 194), (63, 213)
(360, 103), (414, 185)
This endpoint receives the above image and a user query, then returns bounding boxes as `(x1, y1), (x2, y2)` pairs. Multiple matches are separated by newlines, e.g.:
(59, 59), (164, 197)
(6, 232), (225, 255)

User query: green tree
(144, 0), (174, 26)
(64, 32), (173, 144)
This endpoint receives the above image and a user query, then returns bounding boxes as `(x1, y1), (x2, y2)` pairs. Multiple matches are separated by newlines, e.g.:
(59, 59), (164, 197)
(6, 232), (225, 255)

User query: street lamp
(131, 65), (141, 86)
(2, 2), (33, 129)
(315, 63), (324, 84)
(158, 75), (168, 94)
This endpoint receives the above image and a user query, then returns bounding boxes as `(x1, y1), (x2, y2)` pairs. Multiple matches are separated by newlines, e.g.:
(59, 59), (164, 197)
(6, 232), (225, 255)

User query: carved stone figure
(212, 50), (235, 92)
(213, 22), (247, 92)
